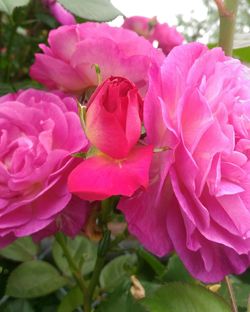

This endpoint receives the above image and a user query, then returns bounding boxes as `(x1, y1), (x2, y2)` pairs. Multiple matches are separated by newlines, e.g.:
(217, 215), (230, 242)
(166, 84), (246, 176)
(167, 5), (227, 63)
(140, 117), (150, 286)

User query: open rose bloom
(0, 89), (89, 247)
(119, 43), (250, 282)
(30, 22), (164, 95)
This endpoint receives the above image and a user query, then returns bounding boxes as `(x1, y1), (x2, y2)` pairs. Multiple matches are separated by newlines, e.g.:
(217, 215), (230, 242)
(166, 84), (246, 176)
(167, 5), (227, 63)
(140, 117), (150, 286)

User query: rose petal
(68, 145), (153, 201)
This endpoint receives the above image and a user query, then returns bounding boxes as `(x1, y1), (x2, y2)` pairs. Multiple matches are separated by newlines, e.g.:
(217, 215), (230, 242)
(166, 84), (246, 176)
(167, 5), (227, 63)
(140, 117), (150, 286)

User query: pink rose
(122, 16), (184, 55)
(68, 77), (153, 201)
(0, 89), (89, 247)
(33, 196), (90, 241)
(30, 22), (164, 95)
(42, 0), (76, 25)
(119, 43), (250, 282)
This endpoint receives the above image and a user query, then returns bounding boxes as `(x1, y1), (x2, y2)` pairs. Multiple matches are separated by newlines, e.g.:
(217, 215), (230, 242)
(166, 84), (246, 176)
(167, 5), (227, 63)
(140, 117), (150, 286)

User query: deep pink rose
(119, 43), (250, 282)
(68, 77), (153, 201)
(33, 195), (90, 241)
(122, 16), (184, 55)
(42, 0), (76, 25)
(0, 89), (89, 247)
(30, 22), (164, 95)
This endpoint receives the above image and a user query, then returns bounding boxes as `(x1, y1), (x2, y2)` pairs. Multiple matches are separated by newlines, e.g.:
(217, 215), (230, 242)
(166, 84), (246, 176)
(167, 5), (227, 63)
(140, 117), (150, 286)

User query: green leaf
(0, 81), (43, 97)
(163, 254), (195, 283)
(6, 260), (67, 298)
(140, 280), (161, 297)
(233, 46), (250, 63)
(100, 254), (137, 290)
(0, 0), (30, 15)
(57, 0), (122, 22)
(96, 281), (146, 312)
(58, 287), (83, 312)
(207, 43), (217, 49)
(52, 235), (97, 277)
(2, 299), (34, 312)
(0, 237), (38, 262)
(35, 12), (58, 28)
(141, 282), (231, 312)
(137, 248), (165, 277)
(0, 258), (18, 298)
(0, 83), (15, 96)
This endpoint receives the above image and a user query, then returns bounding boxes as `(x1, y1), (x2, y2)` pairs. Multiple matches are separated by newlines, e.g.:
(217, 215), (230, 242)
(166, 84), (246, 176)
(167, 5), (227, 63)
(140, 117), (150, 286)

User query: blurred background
(111, 0), (250, 43)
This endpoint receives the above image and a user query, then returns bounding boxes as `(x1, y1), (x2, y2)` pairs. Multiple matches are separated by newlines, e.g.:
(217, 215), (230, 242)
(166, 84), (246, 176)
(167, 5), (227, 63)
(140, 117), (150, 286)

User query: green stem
(100, 197), (117, 226)
(56, 199), (115, 311)
(215, 0), (239, 56)
(225, 276), (238, 312)
(87, 254), (105, 300)
(55, 233), (91, 312)
(90, 232), (111, 295)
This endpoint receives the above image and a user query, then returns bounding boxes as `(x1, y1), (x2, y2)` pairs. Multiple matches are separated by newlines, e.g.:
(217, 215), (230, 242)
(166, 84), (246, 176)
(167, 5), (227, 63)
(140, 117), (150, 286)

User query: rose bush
(30, 22), (164, 95)
(119, 42), (250, 282)
(122, 16), (184, 54)
(68, 76), (153, 201)
(0, 89), (89, 247)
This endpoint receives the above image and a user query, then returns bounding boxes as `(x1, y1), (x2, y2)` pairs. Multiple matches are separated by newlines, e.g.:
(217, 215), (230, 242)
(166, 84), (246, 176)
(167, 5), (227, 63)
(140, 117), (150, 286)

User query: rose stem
(214, 0), (239, 56)
(225, 275), (238, 312)
(55, 232), (91, 312)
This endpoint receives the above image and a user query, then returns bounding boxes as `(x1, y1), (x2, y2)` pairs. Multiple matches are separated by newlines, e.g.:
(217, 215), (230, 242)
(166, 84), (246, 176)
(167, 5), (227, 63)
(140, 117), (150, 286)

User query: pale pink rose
(68, 77), (153, 201)
(122, 16), (184, 55)
(0, 89), (89, 247)
(119, 43), (250, 282)
(42, 0), (76, 25)
(30, 22), (164, 95)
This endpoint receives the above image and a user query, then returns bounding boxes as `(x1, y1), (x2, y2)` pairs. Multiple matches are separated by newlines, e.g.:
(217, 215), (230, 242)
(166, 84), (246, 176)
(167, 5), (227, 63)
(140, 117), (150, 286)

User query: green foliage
(233, 46), (250, 63)
(52, 235), (97, 277)
(233, 33), (250, 63)
(0, 237), (38, 262)
(0, 258), (18, 299)
(2, 299), (34, 312)
(141, 282), (231, 312)
(0, 3), (54, 92)
(0, 0), (30, 15)
(96, 281), (146, 312)
(219, 277), (250, 311)
(137, 248), (166, 278)
(6, 260), (67, 298)
(99, 254), (137, 290)
(57, 287), (83, 312)
(57, 0), (122, 21)
(163, 254), (195, 283)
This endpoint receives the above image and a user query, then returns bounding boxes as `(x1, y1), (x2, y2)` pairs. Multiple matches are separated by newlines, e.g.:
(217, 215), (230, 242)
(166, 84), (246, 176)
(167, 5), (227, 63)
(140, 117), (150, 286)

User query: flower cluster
(2, 17), (250, 284)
